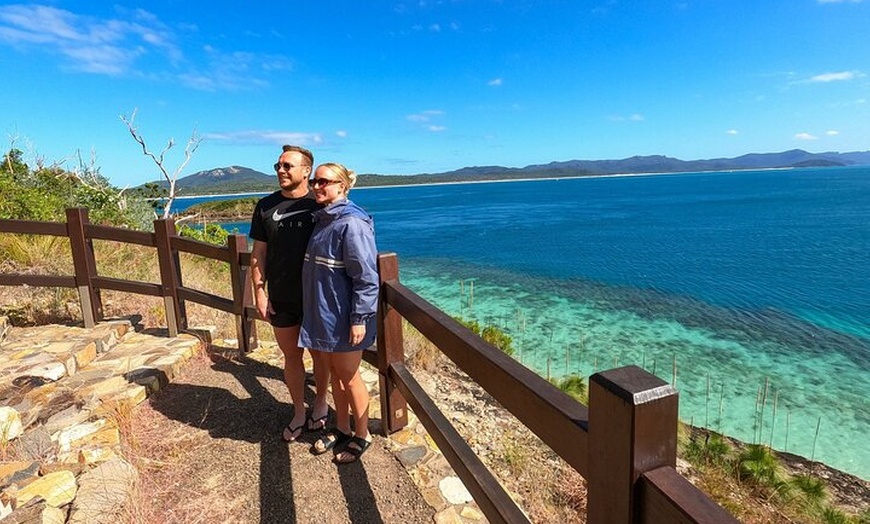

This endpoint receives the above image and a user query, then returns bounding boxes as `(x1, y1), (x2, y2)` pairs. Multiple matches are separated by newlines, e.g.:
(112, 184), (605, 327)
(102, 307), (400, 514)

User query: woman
(298, 162), (379, 464)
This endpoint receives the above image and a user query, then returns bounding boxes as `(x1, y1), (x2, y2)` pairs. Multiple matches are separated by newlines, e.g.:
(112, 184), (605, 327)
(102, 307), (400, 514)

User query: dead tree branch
(120, 108), (202, 218)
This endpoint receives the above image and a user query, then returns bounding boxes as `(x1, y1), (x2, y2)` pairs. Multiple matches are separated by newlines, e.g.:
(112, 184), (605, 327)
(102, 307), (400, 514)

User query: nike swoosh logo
(272, 209), (309, 221)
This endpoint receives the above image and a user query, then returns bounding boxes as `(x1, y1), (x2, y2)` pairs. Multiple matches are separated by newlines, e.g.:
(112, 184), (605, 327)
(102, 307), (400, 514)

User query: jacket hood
(316, 198), (373, 226)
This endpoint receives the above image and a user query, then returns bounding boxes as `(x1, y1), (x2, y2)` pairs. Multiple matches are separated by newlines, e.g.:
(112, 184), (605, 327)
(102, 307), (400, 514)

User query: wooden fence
(0, 209), (740, 524)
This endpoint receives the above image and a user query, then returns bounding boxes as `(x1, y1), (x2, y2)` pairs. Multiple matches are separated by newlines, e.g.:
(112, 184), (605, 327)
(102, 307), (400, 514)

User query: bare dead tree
(120, 108), (202, 218)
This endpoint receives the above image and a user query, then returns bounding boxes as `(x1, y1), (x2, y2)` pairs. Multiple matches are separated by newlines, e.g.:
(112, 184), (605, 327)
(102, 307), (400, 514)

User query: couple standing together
(249, 144), (378, 465)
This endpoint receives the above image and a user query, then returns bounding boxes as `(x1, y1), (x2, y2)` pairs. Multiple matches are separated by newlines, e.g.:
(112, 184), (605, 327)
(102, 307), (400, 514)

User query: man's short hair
(282, 145), (314, 166)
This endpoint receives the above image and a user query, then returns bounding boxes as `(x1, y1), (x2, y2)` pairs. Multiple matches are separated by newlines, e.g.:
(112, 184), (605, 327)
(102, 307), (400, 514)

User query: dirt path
(125, 346), (435, 524)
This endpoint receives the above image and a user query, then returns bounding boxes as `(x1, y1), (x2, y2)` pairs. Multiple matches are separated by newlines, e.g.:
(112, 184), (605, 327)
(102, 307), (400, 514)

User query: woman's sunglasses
(310, 178), (342, 189)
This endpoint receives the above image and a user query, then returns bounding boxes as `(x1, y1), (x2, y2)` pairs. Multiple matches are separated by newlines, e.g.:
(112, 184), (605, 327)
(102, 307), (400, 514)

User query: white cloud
(428, 125), (446, 132)
(726, 129), (739, 135)
(794, 132), (818, 141)
(826, 130), (840, 136)
(0, 5), (286, 91)
(429, 23), (441, 32)
(0, 5), (180, 76)
(608, 113), (645, 122)
(406, 110), (444, 122)
(488, 78), (503, 86)
(807, 70), (863, 83)
(335, 130), (348, 138)
(204, 131), (323, 146)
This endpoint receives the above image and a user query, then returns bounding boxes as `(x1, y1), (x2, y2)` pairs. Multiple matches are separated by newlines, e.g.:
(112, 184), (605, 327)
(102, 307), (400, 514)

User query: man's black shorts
(269, 300), (303, 328)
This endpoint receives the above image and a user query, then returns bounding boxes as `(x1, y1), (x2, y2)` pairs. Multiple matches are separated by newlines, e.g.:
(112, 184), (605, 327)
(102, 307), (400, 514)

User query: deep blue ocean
(176, 167), (869, 478)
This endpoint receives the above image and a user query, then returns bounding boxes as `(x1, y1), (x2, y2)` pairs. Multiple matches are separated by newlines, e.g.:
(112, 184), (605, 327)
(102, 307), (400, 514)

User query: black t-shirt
(249, 190), (321, 303)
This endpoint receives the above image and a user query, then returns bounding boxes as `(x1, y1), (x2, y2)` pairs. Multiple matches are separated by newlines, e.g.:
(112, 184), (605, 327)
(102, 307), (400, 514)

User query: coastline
(171, 166), (801, 198)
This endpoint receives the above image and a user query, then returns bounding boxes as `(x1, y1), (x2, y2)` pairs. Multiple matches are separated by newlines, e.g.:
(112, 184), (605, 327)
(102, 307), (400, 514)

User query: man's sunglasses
(274, 162), (308, 172)
(309, 178), (342, 189)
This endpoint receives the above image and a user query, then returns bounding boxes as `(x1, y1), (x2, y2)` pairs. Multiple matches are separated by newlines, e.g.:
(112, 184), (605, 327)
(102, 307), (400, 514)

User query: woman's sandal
(281, 421), (305, 443)
(312, 428), (351, 455)
(334, 435), (372, 464)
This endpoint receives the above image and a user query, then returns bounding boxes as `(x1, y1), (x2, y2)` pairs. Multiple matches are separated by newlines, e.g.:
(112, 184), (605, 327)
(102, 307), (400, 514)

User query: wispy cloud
(203, 130), (323, 146)
(179, 46), (291, 91)
(488, 78), (503, 87)
(608, 113), (645, 122)
(726, 129), (739, 135)
(806, 70), (864, 83)
(406, 110), (444, 122)
(794, 132), (818, 141)
(0, 5), (179, 76)
(826, 130), (840, 136)
(0, 4), (289, 91)
(335, 130), (348, 138)
(406, 110), (446, 132)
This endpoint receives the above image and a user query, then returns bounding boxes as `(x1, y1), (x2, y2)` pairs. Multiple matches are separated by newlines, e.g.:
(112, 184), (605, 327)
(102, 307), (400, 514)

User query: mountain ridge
(141, 149), (870, 195)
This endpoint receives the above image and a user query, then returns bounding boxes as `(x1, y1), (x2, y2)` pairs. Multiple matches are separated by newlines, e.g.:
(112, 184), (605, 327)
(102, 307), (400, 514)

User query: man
(249, 144), (329, 442)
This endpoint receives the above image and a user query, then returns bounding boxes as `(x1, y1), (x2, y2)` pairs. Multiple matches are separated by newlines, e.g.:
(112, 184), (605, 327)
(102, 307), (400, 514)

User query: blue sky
(1, 1), (868, 188)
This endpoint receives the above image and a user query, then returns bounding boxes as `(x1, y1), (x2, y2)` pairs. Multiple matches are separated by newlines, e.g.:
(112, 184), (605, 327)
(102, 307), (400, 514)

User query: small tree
(120, 108), (201, 218)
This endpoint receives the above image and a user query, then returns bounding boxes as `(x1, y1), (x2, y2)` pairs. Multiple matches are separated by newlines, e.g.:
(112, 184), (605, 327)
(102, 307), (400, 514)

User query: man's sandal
(306, 413), (328, 432)
(312, 428), (351, 455)
(281, 421), (305, 443)
(334, 435), (372, 464)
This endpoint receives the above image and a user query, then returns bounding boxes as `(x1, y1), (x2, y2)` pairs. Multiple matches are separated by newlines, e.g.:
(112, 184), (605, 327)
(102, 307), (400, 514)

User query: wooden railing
(0, 208), (256, 349)
(0, 210), (740, 524)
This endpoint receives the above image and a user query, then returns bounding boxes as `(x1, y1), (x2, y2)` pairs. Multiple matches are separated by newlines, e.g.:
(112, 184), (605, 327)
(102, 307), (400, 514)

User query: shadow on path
(146, 348), (388, 523)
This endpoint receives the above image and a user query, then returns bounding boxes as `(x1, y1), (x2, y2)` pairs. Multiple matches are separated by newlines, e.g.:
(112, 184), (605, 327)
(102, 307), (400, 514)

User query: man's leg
(307, 350), (330, 430)
(274, 325), (307, 441)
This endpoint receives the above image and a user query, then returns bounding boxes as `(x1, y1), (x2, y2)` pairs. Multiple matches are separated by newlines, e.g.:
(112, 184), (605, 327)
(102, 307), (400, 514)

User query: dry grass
(1, 233), (241, 338)
(116, 350), (233, 524)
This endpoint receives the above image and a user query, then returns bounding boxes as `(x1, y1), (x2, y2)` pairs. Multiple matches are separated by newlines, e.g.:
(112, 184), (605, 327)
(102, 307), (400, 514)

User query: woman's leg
(327, 353), (352, 435)
(331, 350), (370, 462)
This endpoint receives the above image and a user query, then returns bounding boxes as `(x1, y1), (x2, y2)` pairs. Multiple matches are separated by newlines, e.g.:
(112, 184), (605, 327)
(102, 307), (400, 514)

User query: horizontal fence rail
(0, 208), (255, 350)
(0, 210), (740, 524)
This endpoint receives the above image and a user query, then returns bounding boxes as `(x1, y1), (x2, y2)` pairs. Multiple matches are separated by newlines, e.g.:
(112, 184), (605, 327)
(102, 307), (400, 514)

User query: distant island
(140, 148), (870, 197)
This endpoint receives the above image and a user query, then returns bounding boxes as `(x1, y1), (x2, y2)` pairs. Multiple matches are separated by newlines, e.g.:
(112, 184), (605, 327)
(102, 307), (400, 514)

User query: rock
(0, 406), (23, 441)
(15, 469), (77, 507)
(68, 458), (137, 524)
(460, 505), (484, 520)
(14, 426), (54, 461)
(56, 419), (119, 453)
(439, 476), (474, 505)
(396, 445), (429, 468)
(434, 506), (464, 524)
(0, 461), (39, 486)
(2, 497), (66, 524)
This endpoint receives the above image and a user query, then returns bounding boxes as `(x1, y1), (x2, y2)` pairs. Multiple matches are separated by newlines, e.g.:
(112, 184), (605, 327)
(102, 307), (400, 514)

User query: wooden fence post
(154, 218), (186, 336)
(66, 208), (102, 327)
(376, 253), (409, 435)
(587, 365), (679, 524)
(227, 233), (256, 352)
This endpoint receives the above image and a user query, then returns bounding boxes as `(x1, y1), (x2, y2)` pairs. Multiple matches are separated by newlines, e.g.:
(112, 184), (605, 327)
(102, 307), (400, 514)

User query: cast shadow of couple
(145, 344), (386, 524)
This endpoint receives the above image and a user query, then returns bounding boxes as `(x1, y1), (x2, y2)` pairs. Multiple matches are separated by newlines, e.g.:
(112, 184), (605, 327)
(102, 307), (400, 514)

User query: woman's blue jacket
(298, 198), (379, 352)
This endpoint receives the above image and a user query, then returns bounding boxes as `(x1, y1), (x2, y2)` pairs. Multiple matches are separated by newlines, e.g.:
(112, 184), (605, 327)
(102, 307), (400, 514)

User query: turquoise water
(191, 167), (869, 478)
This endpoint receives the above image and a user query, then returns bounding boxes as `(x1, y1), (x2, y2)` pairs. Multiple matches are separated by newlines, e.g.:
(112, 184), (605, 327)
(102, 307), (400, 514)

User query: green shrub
(454, 317), (514, 356)
(1, 148), (153, 229)
(550, 374), (587, 403)
(177, 223), (232, 245)
(684, 431), (732, 467)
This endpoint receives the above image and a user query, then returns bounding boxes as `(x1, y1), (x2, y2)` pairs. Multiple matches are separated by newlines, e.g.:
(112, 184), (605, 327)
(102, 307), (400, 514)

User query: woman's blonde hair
(319, 162), (357, 192)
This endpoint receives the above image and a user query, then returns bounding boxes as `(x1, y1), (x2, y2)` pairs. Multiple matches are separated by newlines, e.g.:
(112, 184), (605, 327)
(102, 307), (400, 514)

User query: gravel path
(127, 348), (435, 524)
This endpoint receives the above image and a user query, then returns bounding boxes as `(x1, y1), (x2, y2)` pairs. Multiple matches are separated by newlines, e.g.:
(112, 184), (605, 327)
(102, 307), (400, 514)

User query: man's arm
(250, 239), (270, 321)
